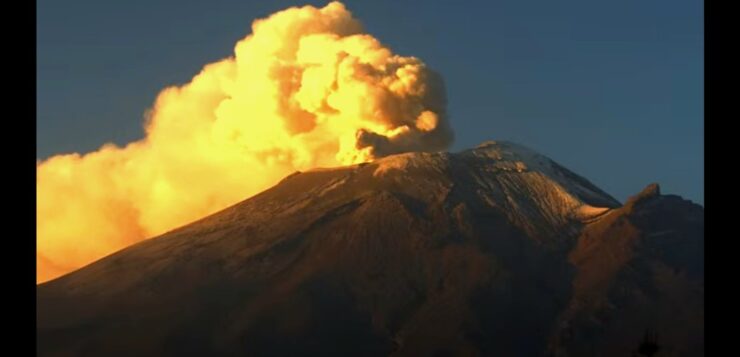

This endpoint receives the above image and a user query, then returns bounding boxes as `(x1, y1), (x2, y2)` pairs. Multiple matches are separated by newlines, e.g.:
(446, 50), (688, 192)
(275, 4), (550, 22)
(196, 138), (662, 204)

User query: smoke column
(37, 1), (453, 283)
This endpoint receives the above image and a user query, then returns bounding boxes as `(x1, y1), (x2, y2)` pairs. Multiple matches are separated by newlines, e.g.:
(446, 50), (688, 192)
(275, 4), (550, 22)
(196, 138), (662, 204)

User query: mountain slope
(36, 141), (703, 357)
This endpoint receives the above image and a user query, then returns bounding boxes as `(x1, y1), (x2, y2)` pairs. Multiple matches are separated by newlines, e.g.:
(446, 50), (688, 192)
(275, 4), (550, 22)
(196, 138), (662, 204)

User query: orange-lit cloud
(37, 1), (453, 283)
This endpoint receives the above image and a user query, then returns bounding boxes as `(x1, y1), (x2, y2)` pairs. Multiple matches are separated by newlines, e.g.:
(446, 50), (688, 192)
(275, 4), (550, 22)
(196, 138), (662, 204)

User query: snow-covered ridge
(301, 140), (619, 235)
(369, 140), (620, 230)
(465, 140), (619, 204)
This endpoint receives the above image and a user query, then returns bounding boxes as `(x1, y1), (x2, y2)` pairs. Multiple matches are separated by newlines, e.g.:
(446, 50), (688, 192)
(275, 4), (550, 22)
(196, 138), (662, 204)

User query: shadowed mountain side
(37, 141), (703, 357)
(548, 184), (704, 356)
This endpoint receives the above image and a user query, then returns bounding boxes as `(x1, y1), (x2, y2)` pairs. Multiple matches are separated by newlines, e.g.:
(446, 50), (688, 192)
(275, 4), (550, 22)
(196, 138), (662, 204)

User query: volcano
(36, 141), (704, 356)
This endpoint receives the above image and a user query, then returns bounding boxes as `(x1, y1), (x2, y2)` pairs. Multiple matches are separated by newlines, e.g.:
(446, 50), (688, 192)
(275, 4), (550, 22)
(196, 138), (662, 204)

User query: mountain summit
(37, 141), (704, 357)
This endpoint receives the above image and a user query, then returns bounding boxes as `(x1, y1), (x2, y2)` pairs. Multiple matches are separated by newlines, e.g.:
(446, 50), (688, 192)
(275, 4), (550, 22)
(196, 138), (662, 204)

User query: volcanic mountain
(37, 141), (704, 357)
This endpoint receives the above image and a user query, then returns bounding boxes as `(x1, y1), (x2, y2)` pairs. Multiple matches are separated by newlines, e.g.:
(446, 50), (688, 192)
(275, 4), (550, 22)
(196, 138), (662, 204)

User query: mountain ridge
(37, 140), (704, 357)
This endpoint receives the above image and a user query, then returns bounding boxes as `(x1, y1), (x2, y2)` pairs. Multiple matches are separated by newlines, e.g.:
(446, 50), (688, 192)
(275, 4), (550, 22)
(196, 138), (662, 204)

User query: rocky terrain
(37, 141), (704, 356)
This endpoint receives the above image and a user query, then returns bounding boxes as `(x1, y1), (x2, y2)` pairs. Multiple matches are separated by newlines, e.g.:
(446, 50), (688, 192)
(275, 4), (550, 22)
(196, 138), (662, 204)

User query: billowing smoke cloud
(37, 1), (453, 283)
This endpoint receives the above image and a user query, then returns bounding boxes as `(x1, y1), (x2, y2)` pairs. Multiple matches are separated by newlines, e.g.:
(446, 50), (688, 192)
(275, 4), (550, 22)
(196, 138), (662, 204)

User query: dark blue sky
(37, 0), (703, 204)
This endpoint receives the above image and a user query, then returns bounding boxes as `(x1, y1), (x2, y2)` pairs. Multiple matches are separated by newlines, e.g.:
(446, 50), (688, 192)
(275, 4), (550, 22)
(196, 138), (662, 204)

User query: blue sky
(37, 0), (703, 203)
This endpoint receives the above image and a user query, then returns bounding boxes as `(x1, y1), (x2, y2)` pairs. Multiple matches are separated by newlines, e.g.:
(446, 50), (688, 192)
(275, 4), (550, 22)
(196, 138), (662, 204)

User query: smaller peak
(634, 183), (661, 199)
(625, 183), (661, 210)
(642, 183), (661, 196)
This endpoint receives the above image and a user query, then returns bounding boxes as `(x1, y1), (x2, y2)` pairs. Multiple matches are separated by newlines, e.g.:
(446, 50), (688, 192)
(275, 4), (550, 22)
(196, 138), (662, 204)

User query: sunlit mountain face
(36, 2), (703, 356)
(37, 141), (703, 357)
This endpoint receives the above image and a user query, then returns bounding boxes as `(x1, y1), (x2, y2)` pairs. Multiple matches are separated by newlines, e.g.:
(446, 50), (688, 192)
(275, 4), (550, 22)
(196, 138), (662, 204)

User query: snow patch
(573, 205), (611, 221)
(315, 175), (351, 197)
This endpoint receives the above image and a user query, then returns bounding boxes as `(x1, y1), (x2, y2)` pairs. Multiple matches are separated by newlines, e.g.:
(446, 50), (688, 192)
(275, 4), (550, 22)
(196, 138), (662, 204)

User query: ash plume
(37, 1), (453, 282)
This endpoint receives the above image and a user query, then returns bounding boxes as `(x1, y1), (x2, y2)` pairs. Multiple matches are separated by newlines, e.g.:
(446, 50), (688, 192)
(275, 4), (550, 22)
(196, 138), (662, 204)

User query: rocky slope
(37, 141), (704, 356)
